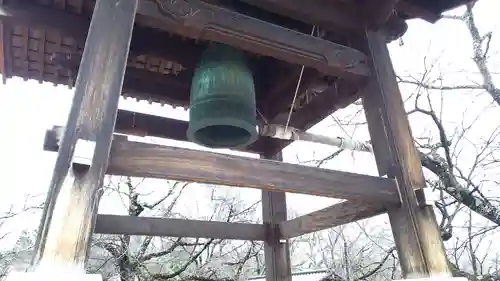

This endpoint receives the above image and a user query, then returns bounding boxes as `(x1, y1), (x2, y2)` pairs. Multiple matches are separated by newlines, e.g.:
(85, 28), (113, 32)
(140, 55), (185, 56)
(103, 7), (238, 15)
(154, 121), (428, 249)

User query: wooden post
(31, 0), (138, 272)
(361, 31), (452, 279)
(261, 152), (292, 281)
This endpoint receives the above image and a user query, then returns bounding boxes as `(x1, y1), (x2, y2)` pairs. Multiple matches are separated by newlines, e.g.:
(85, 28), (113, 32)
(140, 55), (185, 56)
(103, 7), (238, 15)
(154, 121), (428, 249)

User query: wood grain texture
(31, 0), (137, 270)
(363, 0), (400, 29)
(261, 152), (291, 281)
(361, 31), (451, 278)
(137, 0), (370, 81)
(240, 0), (361, 32)
(0, 2), (88, 41)
(113, 109), (271, 154)
(106, 138), (400, 203)
(94, 215), (266, 240)
(280, 200), (391, 239)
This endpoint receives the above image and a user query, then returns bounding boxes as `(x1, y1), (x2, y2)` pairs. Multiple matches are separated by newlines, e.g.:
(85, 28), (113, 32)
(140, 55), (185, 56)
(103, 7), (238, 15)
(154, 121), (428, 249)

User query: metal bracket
(73, 138), (96, 167)
(42, 125), (96, 173)
(415, 188), (440, 207)
(72, 138), (96, 174)
(43, 126), (64, 152)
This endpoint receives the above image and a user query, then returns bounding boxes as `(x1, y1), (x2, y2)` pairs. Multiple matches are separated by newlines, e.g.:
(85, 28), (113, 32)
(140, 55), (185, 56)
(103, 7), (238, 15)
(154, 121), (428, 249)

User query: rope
(284, 25), (317, 131)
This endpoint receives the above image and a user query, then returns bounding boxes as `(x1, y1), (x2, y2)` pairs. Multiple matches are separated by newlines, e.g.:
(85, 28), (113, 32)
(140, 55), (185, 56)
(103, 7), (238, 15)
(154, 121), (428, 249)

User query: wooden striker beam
(31, 0), (137, 270)
(361, 31), (451, 278)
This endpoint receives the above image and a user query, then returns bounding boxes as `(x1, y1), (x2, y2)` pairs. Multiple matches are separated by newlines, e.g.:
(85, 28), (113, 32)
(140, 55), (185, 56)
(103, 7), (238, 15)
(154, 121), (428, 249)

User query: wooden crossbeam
(94, 215), (266, 240)
(106, 137), (400, 203)
(43, 109), (274, 155)
(280, 201), (392, 239)
(239, 0), (362, 32)
(137, 0), (369, 80)
(136, 1), (370, 81)
(0, 1), (370, 81)
(241, 0), (443, 30)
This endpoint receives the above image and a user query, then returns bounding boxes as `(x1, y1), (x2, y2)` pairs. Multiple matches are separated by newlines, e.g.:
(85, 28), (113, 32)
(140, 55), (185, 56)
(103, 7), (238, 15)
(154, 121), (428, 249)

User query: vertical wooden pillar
(261, 152), (292, 281)
(32, 0), (138, 271)
(361, 31), (451, 279)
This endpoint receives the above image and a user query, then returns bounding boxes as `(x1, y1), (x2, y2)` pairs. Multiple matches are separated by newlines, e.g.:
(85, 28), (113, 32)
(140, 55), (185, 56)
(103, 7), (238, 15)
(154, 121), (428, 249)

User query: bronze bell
(187, 43), (258, 149)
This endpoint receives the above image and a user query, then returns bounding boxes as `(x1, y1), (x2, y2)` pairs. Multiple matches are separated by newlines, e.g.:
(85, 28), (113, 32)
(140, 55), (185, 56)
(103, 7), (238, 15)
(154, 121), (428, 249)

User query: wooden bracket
(280, 200), (392, 239)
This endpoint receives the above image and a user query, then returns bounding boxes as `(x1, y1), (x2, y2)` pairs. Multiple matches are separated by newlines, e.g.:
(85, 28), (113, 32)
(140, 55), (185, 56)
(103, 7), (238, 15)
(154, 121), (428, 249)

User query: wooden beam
(136, 0), (370, 81)
(395, 2), (441, 23)
(94, 215), (266, 240)
(43, 110), (281, 157)
(361, 31), (451, 278)
(0, 0), (370, 81)
(261, 152), (291, 281)
(108, 108), (275, 155)
(0, 0), (11, 84)
(106, 137), (400, 203)
(0, 2), (88, 41)
(280, 200), (391, 239)
(363, 0), (400, 29)
(31, 0), (138, 270)
(239, 0), (362, 32)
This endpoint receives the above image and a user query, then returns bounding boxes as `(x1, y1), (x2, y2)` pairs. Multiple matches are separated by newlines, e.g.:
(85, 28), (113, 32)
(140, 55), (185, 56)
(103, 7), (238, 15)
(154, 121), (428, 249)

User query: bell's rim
(187, 117), (259, 149)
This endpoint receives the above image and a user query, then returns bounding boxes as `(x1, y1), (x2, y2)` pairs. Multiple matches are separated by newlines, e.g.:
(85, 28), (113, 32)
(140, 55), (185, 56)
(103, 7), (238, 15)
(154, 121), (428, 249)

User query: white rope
(284, 25), (317, 131)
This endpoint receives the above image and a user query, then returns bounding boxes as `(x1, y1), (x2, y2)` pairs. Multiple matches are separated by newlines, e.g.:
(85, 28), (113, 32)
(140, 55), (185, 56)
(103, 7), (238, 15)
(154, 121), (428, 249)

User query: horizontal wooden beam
(0, 1), (370, 81)
(114, 109), (280, 154)
(106, 137), (400, 203)
(136, 1), (369, 81)
(280, 200), (391, 239)
(239, 0), (362, 32)
(94, 214), (266, 240)
(395, 2), (441, 23)
(241, 0), (442, 29)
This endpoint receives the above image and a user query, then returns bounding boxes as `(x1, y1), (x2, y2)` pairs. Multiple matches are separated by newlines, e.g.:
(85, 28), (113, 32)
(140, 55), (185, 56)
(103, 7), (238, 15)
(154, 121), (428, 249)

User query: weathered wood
(114, 109), (273, 154)
(363, 0), (400, 29)
(94, 215), (266, 240)
(31, 0), (137, 271)
(106, 138), (400, 203)
(241, 0), (447, 30)
(0, 0), (11, 84)
(0, 0), (370, 81)
(361, 31), (451, 278)
(261, 152), (291, 281)
(280, 201), (391, 239)
(395, 2), (441, 23)
(240, 0), (362, 32)
(137, 0), (370, 81)
(0, 2), (88, 41)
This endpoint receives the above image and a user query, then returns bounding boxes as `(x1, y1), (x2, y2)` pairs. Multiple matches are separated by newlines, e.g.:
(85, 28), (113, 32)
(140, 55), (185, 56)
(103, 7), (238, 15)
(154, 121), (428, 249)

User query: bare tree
(290, 220), (399, 281)
(0, 199), (41, 280)
(294, 2), (499, 280)
(87, 177), (263, 281)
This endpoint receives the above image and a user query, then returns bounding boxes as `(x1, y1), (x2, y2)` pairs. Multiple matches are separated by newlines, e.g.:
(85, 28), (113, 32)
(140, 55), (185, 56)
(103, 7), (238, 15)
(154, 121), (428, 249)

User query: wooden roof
(0, 0), (472, 154)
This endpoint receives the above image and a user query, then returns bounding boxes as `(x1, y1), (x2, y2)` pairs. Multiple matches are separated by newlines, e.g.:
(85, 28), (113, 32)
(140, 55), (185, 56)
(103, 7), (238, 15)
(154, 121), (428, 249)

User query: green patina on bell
(187, 43), (258, 149)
